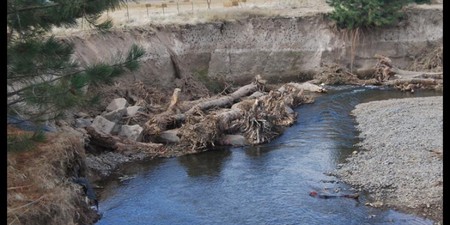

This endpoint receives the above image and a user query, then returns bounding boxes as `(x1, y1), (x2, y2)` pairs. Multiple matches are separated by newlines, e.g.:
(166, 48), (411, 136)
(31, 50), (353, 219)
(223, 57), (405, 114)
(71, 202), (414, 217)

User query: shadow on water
(96, 86), (441, 225)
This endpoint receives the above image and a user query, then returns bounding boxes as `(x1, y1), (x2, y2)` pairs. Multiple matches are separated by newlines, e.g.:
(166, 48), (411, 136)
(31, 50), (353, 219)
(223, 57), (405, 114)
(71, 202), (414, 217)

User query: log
(86, 126), (164, 154)
(167, 88), (181, 113)
(86, 126), (117, 150)
(216, 99), (255, 131)
(385, 78), (442, 86)
(390, 68), (443, 79)
(284, 82), (327, 93)
(184, 83), (258, 115)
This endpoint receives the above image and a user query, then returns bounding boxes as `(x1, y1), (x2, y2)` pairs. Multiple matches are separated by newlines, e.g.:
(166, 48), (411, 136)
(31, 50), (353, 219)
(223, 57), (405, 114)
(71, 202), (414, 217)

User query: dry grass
(51, 0), (331, 36)
(7, 127), (97, 225)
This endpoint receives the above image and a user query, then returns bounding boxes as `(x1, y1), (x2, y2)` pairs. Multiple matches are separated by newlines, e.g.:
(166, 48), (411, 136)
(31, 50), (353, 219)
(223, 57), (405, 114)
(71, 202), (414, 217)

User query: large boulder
(90, 116), (116, 134)
(106, 98), (129, 112)
(118, 124), (143, 142)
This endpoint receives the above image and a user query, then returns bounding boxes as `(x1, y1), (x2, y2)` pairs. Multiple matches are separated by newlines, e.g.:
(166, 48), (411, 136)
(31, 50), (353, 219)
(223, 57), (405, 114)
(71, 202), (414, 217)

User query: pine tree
(325, 0), (412, 29)
(7, 0), (145, 129)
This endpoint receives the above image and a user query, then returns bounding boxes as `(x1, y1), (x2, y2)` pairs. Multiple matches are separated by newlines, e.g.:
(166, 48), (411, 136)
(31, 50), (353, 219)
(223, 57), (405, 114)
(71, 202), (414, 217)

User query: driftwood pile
(85, 75), (326, 156)
(142, 75), (325, 153)
(374, 54), (443, 92)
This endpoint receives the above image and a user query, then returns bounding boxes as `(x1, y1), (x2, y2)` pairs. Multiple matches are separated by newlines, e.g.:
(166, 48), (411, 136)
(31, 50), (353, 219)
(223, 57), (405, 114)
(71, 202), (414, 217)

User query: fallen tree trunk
(384, 78), (441, 86)
(184, 83), (258, 115)
(86, 126), (164, 155)
(390, 68), (443, 79)
(283, 82), (327, 93)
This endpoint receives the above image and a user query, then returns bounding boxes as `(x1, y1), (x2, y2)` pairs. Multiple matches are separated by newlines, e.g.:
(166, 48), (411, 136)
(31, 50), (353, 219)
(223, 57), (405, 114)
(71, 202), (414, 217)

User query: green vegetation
(325, 0), (431, 72)
(326, 0), (432, 29)
(325, 0), (411, 29)
(7, 0), (145, 131)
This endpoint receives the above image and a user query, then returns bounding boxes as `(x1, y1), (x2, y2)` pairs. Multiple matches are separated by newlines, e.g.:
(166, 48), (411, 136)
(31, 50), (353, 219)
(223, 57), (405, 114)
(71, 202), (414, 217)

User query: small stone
(106, 98), (129, 112)
(75, 118), (93, 128)
(369, 201), (384, 208)
(126, 105), (142, 117)
(352, 151), (358, 154)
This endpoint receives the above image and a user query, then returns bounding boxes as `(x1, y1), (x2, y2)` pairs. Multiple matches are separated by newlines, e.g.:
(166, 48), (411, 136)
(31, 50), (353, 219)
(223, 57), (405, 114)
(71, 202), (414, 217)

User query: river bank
(7, 1), (442, 224)
(334, 96), (443, 224)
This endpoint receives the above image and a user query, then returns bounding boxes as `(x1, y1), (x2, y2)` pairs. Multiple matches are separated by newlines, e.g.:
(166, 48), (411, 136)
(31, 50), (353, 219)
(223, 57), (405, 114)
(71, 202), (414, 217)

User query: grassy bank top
(52, 0), (441, 37)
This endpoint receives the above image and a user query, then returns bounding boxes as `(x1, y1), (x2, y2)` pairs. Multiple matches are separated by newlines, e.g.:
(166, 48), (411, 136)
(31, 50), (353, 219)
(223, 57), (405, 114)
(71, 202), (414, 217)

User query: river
(95, 85), (441, 225)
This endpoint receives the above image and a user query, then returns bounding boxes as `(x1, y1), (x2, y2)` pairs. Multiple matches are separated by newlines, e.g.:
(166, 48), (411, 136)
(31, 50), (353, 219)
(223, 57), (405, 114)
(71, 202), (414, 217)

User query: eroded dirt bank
(65, 5), (442, 91)
(334, 96), (443, 224)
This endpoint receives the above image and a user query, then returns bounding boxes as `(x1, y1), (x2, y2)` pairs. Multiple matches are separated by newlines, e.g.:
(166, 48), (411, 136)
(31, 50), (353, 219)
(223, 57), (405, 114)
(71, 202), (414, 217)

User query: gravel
(335, 96), (443, 223)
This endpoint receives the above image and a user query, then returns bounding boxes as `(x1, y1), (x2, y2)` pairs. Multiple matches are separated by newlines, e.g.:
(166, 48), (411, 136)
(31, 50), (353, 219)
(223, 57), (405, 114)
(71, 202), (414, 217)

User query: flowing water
(95, 86), (441, 225)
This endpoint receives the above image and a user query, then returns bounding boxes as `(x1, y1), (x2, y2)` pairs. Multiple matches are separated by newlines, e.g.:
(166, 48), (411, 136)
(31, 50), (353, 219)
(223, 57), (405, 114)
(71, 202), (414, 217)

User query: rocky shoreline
(334, 96), (443, 224)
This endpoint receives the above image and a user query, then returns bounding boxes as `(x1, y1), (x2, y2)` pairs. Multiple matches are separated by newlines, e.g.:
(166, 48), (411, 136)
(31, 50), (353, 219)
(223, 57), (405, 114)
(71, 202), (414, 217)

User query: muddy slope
(65, 6), (441, 89)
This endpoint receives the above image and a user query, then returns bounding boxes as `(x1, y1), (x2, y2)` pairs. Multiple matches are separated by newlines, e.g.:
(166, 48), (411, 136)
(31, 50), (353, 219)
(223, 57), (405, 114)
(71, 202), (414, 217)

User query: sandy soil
(335, 96), (443, 224)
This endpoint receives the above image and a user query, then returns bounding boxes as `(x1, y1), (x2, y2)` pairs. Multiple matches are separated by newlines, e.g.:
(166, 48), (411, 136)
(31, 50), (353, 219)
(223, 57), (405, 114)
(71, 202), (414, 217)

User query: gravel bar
(335, 96), (443, 224)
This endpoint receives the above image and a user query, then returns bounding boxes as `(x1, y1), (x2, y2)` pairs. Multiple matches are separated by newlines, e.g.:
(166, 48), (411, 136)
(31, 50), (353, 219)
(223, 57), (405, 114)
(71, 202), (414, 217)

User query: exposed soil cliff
(64, 5), (442, 93)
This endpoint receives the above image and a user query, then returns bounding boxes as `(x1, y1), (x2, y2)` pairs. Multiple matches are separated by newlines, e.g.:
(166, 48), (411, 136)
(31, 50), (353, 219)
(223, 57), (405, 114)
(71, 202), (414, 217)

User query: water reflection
(97, 158), (166, 200)
(178, 148), (231, 177)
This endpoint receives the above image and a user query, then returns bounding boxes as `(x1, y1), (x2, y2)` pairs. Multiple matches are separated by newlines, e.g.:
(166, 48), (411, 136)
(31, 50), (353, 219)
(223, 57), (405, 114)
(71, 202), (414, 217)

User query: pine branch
(7, 45), (144, 98)
(7, 0), (126, 15)
(7, 3), (60, 15)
